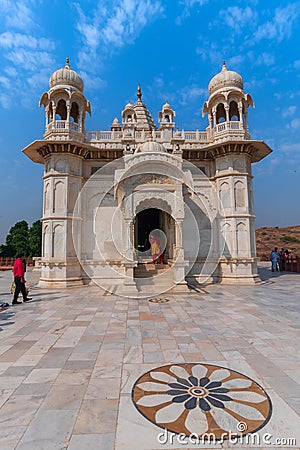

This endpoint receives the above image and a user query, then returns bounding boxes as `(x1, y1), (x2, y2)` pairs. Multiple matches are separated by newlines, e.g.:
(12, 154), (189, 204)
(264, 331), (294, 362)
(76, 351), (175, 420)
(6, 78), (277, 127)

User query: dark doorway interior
(135, 208), (161, 252)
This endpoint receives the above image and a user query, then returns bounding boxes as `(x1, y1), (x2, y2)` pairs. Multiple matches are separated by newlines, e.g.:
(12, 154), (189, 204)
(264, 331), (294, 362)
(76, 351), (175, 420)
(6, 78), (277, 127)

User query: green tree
(0, 220), (42, 258)
(28, 220), (42, 256)
(2, 220), (29, 257)
(0, 243), (14, 257)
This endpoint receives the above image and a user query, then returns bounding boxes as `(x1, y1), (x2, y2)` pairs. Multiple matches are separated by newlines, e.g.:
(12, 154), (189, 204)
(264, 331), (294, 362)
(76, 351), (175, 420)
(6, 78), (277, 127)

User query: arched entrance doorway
(134, 208), (175, 260)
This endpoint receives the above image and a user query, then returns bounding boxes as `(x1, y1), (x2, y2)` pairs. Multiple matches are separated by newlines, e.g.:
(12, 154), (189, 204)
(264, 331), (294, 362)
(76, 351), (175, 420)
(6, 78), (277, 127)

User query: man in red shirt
(12, 255), (31, 305)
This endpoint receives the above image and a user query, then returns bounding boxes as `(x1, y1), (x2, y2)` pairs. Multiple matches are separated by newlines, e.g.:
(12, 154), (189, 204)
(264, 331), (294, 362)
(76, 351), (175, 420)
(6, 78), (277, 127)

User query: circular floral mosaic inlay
(132, 363), (272, 440)
(149, 297), (170, 303)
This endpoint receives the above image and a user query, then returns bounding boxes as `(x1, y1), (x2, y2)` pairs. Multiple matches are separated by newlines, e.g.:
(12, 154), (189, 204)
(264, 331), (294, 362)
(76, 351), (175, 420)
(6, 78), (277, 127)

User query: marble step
(134, 263), (170, 278)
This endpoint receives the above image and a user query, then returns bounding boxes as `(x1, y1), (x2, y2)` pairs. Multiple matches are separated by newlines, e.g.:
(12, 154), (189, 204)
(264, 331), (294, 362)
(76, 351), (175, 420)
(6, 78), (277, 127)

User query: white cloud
(255, 52), (275, 66)
(0, 31), (54, 51)
(269, 158), (280, 165)
(227, 55), (245, 67)
(179, 0), (208, 9)
(28, 67), (55, 90)
(0, 1), (57, 109)
(176, 0), (208, 24)
(282, 106), (297, 118)
(196, 39), (225, 66)
(221, 6), (257, 34)
(74, 0), (163, 89)
(75, 5), (101, 50)
(281, 142), (300, 152)
(290, 118), (300, 130)
(0, 75), (11, 90)
(75, 0), (163, 50)
(4, 66), (18, 77)
(6, 50), (55, 72)
(254, 2), (300, 43)
(294, 60), (300, 69)
(289, 90), (300, 100)
(180, 0), (207, 5)
(153, 76), (164, 89)
(0, 91), (11, 108)
(79, 71), (106, 91)
(0, 0), (35, 31)
(179, 84), (206, 106)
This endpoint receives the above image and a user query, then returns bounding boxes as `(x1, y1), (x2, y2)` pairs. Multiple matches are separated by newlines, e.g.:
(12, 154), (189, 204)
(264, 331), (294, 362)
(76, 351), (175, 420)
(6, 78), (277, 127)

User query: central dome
(49, 58), (84, 92)
(208, 62), (243, 95)
(136, 140), (166, 153)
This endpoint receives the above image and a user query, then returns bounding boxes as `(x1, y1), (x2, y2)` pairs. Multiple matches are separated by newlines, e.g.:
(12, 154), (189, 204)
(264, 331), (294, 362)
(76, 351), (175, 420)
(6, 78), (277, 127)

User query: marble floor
(0, 264), (299, 449)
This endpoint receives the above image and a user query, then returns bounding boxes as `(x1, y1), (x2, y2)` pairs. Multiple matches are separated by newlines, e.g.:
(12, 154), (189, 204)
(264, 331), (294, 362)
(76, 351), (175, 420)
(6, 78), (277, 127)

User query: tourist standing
(284, 249), (290, 262)
(279, 248), (286, 271)
(270, 247), (279, 272)
(12, 255), (31, 305)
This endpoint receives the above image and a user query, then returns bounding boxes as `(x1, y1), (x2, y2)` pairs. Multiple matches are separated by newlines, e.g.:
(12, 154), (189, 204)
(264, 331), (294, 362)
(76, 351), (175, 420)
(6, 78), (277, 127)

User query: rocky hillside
(256, 226), (300, 260)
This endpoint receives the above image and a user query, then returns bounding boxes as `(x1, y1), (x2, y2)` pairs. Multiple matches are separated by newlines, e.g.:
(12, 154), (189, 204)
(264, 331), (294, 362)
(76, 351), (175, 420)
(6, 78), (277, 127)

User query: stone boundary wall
(285, 258), (300, 273)
(0, 257), (35, 271)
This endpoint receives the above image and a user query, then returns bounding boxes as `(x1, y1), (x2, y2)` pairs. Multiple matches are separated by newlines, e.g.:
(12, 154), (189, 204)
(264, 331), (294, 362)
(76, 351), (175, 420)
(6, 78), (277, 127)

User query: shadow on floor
(258, 265), (300, 281)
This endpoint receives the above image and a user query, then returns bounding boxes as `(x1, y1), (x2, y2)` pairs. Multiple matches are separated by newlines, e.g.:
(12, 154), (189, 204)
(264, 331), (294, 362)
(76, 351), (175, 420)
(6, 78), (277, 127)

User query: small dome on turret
(112, 117), (120, 126)
(208, 62), (243, 95)
(162, 101), (171, 110)
(49, 58), (84, 92)
(111, 117), (121, 131)
(124, 101), (133, 110)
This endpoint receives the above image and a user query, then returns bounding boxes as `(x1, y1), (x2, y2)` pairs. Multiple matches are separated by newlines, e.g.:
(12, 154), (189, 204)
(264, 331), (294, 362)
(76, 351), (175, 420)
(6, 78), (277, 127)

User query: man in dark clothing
(12, 255), (31, 305)
(279, 248), (286, 271)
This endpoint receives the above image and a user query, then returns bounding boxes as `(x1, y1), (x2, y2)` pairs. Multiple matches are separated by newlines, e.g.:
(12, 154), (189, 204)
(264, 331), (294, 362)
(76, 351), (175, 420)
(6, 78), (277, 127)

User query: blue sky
(0, 0), (300, 243)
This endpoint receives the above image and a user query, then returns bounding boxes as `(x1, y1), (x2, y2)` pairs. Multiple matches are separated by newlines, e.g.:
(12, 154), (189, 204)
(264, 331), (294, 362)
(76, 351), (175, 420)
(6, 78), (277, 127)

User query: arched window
(165, 114), (170, 122)
(234, 181), (244, 209)
(236, 222), (247, 255)
(44, 183), (50, 213)
(53, 181), (65, 213)
(229, 101), (239, 121)
(216, 103), (226, 123)
(220, 182), (230, 209)
(70, 102), (79, 123)
(43, 224), (51, 258)
(52, 224), (64, 257)
(56, 99), (67, 120)
(127, 114), (132, 123)
(221, 222), (231, 257)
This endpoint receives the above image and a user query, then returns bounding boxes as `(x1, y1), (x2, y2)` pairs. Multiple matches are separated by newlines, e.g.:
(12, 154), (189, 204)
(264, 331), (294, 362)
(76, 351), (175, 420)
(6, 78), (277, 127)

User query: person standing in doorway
(150, 233), (164, 264)
(12, 255), (31, 305)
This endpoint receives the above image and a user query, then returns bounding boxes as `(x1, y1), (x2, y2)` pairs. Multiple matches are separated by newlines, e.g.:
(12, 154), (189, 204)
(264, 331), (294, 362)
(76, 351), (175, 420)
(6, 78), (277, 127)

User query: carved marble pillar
(123, 218), (134, 261)
(212, 108), (217, 128)
(52, 103), (56, 131)
(244, 110), (249, 136)
(225, 105), (230, 122)
(175, 220), (183, 252)
(238, 103), (243, 123)
(120, 220), (138, 293)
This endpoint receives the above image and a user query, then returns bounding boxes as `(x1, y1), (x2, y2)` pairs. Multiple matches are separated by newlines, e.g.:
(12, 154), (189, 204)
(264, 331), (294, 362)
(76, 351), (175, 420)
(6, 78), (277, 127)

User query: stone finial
(137, 84), (142, 101)
(65, 57), (70, 69)
(222, 61), (227, 71)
